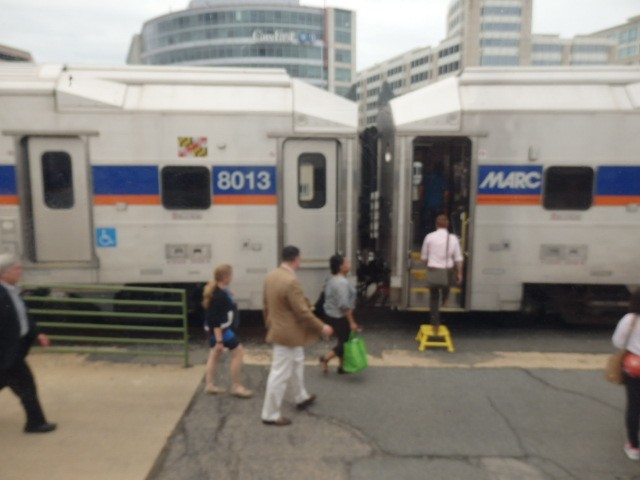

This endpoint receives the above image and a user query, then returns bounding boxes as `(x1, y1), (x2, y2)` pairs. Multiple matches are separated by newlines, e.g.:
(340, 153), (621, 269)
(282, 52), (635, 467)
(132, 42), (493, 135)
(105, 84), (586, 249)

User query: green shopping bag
(343, 332), (368, 373)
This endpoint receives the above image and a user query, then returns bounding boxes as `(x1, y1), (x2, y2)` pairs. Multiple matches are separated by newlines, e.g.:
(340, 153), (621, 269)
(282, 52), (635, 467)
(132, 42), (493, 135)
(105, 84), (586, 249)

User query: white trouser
(261, 344), (310, 421)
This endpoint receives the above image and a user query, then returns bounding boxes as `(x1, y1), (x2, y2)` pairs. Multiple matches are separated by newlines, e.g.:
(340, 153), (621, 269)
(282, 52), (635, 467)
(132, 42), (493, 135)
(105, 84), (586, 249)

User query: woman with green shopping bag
(318, 255), (361, 375)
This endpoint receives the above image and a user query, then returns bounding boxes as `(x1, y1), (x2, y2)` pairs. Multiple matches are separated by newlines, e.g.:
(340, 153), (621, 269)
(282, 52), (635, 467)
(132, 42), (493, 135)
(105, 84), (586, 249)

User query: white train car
(0, 64), (358, 309)
(366, 67), (640, 320)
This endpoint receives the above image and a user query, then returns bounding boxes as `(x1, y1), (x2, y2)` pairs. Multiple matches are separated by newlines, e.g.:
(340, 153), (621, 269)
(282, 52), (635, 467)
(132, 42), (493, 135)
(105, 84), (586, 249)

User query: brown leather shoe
(296, 394), (316, 410)
(262, 417), (292, 426)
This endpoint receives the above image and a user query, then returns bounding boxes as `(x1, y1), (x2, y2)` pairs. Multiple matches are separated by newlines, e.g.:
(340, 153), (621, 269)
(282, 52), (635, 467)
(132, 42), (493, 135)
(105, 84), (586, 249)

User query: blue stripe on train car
(596, 166), (640, 196)
(93, 166), (159, 194)
(0, 165), (17, 195)
(595, 166), (640, 206)
(92, 166), (160, 205)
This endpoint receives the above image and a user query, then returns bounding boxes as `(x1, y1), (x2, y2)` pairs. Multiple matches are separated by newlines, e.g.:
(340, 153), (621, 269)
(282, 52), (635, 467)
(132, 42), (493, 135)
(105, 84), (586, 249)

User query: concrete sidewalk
(0, 353), (204, 480)
(0, 329), (613, 480)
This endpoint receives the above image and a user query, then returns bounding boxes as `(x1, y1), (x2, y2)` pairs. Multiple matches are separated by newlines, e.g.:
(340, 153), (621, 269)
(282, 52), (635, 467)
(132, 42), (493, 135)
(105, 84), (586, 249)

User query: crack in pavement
(522, 369), (622, 411)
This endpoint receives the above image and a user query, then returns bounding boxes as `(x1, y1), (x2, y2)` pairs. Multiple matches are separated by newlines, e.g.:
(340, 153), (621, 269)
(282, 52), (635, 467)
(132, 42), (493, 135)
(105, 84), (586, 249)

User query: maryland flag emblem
(178, 137), (208, 157)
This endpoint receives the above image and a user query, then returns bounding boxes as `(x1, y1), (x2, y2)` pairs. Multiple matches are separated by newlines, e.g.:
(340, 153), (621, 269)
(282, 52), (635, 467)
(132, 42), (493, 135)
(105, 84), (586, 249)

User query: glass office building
(127, 0), (356, 96)
(355, 0), (618, 126)
(589, 15), (640, 65)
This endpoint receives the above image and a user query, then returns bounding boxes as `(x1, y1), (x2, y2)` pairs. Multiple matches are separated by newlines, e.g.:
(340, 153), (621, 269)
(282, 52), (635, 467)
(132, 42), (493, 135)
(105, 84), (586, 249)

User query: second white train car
(0, 64), (358, 309)
(363, 67), (640, 321)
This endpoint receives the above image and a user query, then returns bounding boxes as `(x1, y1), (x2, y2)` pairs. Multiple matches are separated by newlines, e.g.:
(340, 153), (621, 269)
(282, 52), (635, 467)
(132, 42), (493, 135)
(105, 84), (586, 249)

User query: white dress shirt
(420, 228), (463, 269)
(612, 313), (640, 356)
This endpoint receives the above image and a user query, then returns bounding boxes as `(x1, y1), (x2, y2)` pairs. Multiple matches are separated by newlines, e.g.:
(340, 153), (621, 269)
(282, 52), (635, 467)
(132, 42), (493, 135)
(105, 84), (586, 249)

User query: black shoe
(296, 394), (316, 410)
(337, 367), (349, 375)
(24, 422), (57, 434)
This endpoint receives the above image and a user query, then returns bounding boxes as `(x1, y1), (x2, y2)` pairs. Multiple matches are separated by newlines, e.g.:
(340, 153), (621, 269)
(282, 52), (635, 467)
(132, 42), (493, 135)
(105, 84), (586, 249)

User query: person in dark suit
(0, 253), (56, 433)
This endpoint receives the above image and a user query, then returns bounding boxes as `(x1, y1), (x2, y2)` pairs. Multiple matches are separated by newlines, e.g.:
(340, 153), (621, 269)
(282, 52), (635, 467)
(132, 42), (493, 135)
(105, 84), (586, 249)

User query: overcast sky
(1, 0), (638, 70)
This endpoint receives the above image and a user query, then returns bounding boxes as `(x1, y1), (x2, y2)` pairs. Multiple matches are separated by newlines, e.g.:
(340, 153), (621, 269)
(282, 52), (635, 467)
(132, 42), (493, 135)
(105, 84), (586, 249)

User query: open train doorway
(408, 136), (472, 311)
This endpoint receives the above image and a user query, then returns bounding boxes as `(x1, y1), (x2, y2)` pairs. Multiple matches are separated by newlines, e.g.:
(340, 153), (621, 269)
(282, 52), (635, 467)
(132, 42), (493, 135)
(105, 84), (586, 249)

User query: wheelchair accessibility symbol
(96, 228), (117, 248)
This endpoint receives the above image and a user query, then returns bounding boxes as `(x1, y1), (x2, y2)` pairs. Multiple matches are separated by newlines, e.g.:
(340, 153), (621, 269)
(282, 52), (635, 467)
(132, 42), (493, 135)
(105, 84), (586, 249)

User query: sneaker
(624, 443), (640, 460)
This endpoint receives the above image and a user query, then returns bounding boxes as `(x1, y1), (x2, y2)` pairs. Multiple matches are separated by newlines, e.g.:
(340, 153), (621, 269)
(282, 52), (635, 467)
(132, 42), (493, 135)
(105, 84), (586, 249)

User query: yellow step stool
(415, 325), (455, 352)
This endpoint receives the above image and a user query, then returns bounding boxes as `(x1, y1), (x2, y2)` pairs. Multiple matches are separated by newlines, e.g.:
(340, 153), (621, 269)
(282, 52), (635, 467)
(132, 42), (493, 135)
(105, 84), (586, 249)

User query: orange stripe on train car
(594, 195), (640, 206)
(213, 195), (277, 205)
(476, 194), (541, 205)
(93, 195), (161, 205)
(0, 195), (19, 205)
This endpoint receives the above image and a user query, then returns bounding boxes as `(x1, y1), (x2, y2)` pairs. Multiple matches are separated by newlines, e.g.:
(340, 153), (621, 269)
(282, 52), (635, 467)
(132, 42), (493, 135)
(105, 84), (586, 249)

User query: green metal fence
(23, 284), (190, 367)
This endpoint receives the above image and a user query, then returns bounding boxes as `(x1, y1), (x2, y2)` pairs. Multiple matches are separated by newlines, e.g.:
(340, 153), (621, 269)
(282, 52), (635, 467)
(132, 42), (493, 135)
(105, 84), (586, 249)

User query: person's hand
(321, 324), (333, 338)
(213, 341), (224, 352)
(350, 321), (359, 332)
(37, 333), (51, 348)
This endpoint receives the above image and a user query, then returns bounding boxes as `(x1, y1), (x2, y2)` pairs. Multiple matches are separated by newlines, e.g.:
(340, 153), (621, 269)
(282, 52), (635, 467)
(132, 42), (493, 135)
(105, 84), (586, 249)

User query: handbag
(426, 232), (454, 288)
(427, 268), (452, 288)
(606, 314), (639, 384)
(343, 332), (368, 373)
(313, 291), (325, 319)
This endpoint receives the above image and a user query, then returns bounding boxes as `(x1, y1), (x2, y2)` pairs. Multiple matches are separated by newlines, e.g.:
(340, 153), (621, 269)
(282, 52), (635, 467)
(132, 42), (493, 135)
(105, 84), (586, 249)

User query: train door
(24, 137), (94, 263)
(282, 139), (338, 291)
(408, 136), (471, 311)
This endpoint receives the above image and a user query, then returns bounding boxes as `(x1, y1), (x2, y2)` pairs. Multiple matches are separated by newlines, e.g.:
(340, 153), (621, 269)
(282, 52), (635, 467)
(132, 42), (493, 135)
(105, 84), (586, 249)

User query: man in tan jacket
(261, 245), (333, 426)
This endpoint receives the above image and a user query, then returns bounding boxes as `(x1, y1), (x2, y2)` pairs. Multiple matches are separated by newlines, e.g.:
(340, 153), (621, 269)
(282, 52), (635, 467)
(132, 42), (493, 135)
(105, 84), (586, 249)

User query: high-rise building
(127, 0), (356, 97)
(356, 0), (619, 126)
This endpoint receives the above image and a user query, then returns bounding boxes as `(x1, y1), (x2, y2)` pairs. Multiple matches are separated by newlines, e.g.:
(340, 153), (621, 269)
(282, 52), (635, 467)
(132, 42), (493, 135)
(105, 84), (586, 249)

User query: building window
(334, 10), (352, 29)
(619, 45), (639, 59)
(387, 65), (403, 76)
(438, 61), (460, 75)
(42, 152), (74, 209)
(161, 166), (211, 210)
(438, 44), (461, 58)
(335, 30), (351, 44)
(543, 167), (594, 210)
(481, 22), (521, 32)
(480, 55), (520, 66)
(532, 44), (563, 53)
(533, 59), (562, 66)
(482, 38), (520, 47)
(411, 72), (430, 84)
(335, 86), (351, 97)
(571, 45), (610, 54)
(335, 68), (351, 82)
(298, 154), (326, 209)
(480, 6), (522, 16)
(335, 49), (351, 63)
(411, 55), (431, 67)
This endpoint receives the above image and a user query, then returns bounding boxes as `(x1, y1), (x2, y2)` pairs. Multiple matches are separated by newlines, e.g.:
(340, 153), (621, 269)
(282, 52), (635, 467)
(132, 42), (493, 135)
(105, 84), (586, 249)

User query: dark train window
(161, 166), (211, 209)
(298, 153), (326, 209)
(42, 152), (74, 209)
(543, 166), (594, 210)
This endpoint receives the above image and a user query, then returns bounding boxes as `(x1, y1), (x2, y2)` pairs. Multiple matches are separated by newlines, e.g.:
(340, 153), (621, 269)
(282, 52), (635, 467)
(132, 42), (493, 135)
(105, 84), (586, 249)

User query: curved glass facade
(128, 1), (355, 95)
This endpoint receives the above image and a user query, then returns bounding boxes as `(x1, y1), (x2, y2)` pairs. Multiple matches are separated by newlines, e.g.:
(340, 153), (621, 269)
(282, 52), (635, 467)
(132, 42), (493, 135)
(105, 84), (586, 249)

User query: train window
(298, 153), (326, 208)
(161, 166), (211, 210)
(41, 151), (74, 209)
(543, 166), (594, 210)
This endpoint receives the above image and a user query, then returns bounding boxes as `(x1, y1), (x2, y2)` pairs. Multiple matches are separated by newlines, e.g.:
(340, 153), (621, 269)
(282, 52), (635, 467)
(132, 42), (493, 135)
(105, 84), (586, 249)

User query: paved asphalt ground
(2, 310), (638, 480)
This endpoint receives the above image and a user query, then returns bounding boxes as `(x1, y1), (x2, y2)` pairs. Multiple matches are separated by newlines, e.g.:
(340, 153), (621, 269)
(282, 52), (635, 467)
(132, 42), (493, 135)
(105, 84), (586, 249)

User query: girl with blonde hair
(202, 264), (252, 398)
